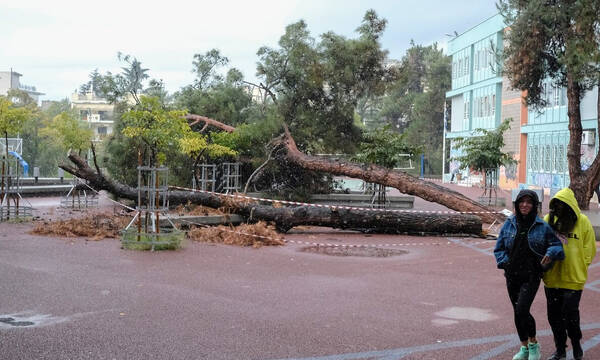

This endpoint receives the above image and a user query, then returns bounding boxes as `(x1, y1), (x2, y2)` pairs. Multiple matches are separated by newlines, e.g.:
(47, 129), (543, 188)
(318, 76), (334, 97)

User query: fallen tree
(181, 115), (503, 224)
(271, 126), (505, 224)
(59, 153), (482, 235)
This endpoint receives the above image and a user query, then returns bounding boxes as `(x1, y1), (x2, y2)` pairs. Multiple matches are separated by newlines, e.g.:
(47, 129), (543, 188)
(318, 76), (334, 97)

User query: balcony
(85, 114), (113, 123)
(18, 84), (37, 92)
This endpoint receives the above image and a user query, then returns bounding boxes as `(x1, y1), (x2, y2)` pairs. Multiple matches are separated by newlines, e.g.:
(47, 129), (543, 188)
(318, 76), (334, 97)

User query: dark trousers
(506, 273), (541, 341)
(544, 287), (583, 350)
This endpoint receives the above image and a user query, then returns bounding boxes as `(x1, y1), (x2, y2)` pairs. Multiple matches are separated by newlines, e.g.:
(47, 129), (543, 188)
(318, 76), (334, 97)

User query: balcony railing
(18, 84), (37, 92)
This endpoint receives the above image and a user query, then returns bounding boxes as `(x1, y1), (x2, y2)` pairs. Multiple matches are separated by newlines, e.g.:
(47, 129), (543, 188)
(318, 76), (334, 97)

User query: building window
(97, 127), (107, 135)
(543, 144), (552, 172)
(480, 50), (485, 69)
(553, 86), (560, 106)
(558, 144), (566, 172)
(491, 94), (496, 116)
(531, 145), (539, 172)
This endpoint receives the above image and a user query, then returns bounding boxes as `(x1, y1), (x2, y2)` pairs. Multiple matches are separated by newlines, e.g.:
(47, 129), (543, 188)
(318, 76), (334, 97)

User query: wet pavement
(0, 185), (599, 359)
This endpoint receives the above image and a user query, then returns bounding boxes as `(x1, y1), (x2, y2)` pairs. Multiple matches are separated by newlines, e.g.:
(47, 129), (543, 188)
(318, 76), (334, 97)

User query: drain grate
(300, 245), (408, 257)
(0, 317), (35, 327)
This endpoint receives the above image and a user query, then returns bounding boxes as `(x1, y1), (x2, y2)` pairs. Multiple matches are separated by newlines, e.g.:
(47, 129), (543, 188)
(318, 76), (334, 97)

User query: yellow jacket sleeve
(583, 219), (597, 267)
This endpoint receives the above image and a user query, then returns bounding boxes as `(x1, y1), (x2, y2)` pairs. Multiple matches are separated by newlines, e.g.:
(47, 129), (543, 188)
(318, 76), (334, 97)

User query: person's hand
(541, 256), (552, 265)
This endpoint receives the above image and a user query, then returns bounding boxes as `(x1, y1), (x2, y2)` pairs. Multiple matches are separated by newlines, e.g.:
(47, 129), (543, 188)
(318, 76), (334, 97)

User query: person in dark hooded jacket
(495, 189), (565, 360)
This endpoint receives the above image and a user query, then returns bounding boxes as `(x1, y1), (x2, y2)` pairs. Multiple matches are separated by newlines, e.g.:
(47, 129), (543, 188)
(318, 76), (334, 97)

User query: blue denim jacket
(494, 215), (565, 269)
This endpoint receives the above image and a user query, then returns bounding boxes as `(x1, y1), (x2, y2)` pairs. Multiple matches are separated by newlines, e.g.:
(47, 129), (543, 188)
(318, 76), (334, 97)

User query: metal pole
(442, 101), (447, 183)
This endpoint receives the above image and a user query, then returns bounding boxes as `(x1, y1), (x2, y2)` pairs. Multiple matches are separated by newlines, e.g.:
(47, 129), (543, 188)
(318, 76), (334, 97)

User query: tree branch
(185, 114), (235, 133)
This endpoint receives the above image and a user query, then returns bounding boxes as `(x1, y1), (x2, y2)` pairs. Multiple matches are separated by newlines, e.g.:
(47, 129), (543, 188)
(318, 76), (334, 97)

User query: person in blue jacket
(494, 189), (565, 360)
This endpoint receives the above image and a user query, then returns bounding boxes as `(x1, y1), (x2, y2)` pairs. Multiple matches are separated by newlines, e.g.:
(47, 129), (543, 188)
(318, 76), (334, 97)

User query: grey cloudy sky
(1, 0), (498, 101)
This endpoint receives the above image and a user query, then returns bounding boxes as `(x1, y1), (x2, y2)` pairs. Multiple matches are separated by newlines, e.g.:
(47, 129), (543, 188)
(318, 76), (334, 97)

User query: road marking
(448, 238), (494, 256)
(271, 323), (600, 360)
(468, 340), (518, 360)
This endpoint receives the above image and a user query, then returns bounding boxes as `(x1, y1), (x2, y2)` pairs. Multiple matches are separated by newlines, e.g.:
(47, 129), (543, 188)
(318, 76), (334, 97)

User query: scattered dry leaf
(30, 212), (131, 240)
(187, 221), (284, 248)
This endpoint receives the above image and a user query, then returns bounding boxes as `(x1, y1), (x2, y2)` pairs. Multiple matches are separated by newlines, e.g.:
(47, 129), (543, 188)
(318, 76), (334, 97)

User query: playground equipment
(60, 177), (99, 210)
(121, 166), (183, 251)
(193, 162), (242, 194)
(8, 151), (28, 177)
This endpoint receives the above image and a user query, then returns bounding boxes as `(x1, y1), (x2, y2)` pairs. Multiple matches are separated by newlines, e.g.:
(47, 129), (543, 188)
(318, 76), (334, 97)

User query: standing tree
(352, 124), (421, 169)
(451, 119), (518, 203)
(0, 96), (31, 204)
(120, 96), (188, 167)
(378, 42), (451, 175)
(174, 49), (253, 128)
(255, 9), (390, 155)
(498, 0), (600, 209)
(352, 124), (421, 203)
(41, 112), (93, 156)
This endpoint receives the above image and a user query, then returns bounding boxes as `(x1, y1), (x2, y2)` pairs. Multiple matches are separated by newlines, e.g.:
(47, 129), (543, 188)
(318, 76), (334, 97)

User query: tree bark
(272, 125), (505, 224)
(185, 114), (235, 133)
(59, 153), (482, 236)
(564, 74), (600, 210)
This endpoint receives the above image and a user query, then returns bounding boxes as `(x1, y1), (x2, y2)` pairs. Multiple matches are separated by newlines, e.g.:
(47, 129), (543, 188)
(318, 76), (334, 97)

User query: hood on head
(550, 187), (580, 219)
(514, 189), (539, 217)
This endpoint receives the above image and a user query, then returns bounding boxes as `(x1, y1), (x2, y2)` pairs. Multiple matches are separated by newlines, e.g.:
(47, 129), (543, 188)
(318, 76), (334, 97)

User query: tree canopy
(498, 0), (600, 208)
(352, 124), (421, 169)
(255, 10), (390, 154)
(451, 118), (517, 173)
(0, 96), (31, 139)
(41, 112), (93, 155)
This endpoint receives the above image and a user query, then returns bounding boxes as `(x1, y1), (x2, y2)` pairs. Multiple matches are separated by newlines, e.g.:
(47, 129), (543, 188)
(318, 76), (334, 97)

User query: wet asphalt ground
(1, 191), (599, 359)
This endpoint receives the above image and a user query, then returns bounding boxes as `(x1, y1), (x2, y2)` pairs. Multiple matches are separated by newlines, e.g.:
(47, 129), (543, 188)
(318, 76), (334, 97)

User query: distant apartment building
(70, 90), (114, 142)
(0, 70), (45, 102)
(444, 14), (599, 191)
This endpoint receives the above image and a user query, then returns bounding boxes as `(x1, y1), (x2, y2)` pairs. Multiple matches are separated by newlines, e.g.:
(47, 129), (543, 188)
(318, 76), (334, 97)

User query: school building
(444, 14), (599, 193)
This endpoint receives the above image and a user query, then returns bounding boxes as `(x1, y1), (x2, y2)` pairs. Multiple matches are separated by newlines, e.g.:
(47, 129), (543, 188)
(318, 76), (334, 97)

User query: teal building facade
(444, 14), (599, 192)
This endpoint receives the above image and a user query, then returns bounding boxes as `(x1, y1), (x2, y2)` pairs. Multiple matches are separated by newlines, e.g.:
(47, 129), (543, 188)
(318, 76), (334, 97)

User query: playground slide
(8, 151), (29, 177)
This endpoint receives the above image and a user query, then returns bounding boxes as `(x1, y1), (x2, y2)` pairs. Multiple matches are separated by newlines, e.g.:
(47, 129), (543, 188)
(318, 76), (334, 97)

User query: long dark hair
(548, 198), (577, 234)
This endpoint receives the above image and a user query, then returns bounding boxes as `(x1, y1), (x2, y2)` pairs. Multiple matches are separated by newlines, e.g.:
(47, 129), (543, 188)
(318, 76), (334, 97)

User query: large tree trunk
(564, 75), (600, 210)
(273, 125), (505, 224)
(59, 153), (482, 235)
(185, 115), (504, 223)
(565, 78), (600, 210)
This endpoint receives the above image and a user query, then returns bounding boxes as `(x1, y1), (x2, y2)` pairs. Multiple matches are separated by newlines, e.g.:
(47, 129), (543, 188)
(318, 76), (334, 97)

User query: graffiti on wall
(503, 162), (517, 181)
(581, 143), (596, 170)
(530, 173), (565, 189)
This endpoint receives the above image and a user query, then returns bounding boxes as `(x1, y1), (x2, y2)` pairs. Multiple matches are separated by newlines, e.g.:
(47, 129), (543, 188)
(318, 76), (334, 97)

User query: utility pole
(441, 101), (447, 183)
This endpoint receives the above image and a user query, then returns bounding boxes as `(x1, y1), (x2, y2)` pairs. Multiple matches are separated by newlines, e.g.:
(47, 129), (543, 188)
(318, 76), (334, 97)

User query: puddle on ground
(0, 317), (35, 327)
(300, 245), (408, 257)
(0, 313), (64, 329)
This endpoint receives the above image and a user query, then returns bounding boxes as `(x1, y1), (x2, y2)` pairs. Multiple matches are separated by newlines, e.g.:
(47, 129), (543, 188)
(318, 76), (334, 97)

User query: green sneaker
(512, 346), (529, 360)
(528, 342), (541, 360)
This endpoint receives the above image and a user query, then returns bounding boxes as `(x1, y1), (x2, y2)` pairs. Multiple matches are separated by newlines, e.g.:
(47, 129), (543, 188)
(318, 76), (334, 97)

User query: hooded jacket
(543, 188), (597, 290)
(494, 189), (565, 271)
